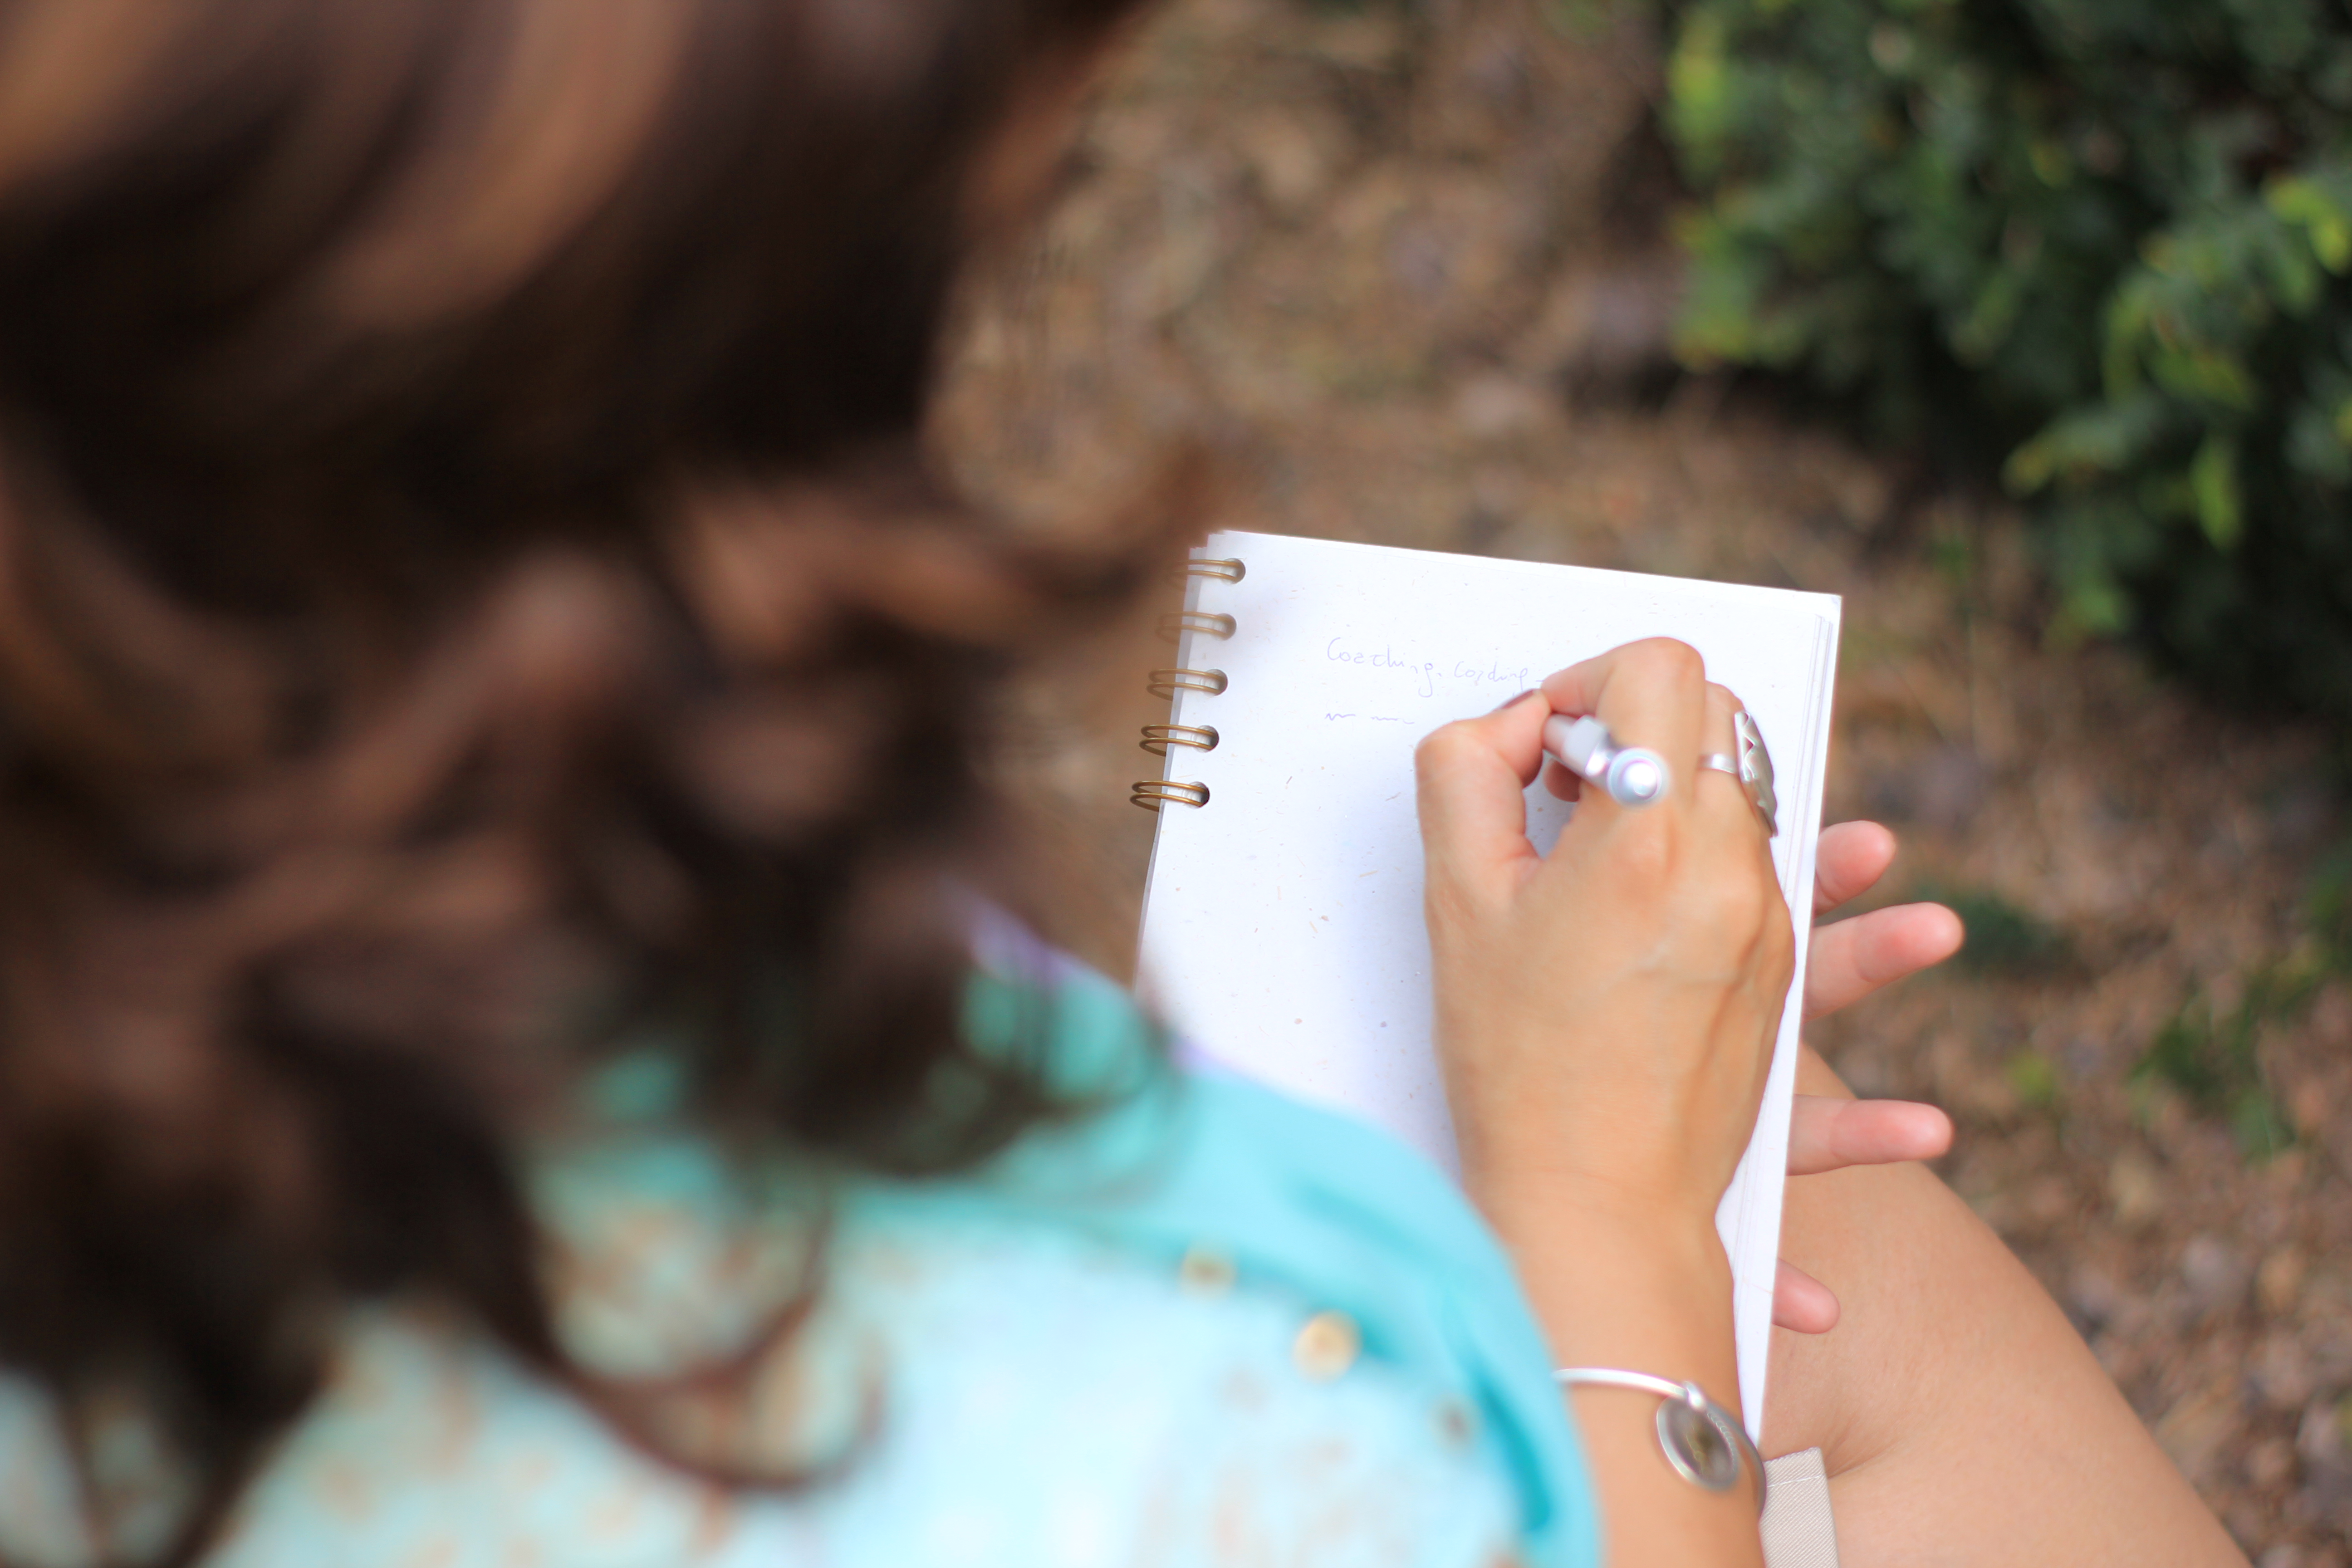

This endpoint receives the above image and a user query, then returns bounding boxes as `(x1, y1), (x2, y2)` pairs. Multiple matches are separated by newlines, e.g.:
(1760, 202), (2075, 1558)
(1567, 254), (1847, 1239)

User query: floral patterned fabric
(0, 950), (1600, 1568)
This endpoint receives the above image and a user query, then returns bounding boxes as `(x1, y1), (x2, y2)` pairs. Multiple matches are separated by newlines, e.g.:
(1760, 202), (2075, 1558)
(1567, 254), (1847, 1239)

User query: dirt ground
(938, 1), (2352, 1557)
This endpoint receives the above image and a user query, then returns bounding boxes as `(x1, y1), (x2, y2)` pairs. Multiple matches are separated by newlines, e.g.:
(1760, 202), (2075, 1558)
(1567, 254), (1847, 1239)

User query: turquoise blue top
(0, 944), (1599, 1568)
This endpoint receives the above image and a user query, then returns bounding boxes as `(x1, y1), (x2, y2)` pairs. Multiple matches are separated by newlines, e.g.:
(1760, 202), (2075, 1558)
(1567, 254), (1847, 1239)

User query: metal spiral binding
(1135, 554), (1243, 809)
(1146, 668), (1227, 698)
(1130, 780), (1210, 811)
(1158, 610), (1236, 641)
(1141, 724), (1218, 755)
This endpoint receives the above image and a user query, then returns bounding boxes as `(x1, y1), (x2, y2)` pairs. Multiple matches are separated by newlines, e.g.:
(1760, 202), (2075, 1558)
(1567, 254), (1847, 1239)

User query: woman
(0, 0), (2243, 1563)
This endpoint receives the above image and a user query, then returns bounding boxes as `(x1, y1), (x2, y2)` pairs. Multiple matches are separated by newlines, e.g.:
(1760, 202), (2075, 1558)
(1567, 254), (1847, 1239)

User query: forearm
(1479, 1181), (1765, 1568)
(1764, 1049), (2245, 1565)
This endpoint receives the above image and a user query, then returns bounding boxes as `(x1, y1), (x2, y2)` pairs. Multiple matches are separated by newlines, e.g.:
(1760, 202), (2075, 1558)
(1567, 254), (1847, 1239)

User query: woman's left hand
(1770, 820), (1963, 1333)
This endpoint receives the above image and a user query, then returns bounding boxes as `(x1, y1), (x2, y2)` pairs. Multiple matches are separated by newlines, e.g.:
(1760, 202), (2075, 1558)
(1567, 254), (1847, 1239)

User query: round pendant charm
(1656, 1394), (1744, 1492)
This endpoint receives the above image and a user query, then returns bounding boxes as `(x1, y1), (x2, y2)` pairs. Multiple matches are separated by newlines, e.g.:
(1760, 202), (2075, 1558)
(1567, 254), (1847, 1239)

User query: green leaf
(2057, 570), (2131, 637)
(2312, 835), (2352, 971)
(2233, 1088), (2296, 1161)
(2149, 345), (2258, 412)
(2006, 1050), (2064, 1112)
(2260, 226), (2324, 315)
(2134, 1000), (2230, 1107)
(1951, 268), (2024, 364)
(2004, 396), (2168, 494)
(1666, 12), (1736, 162)
(2190, 433), (2243, 550)
(2268, 175), (2352, 274)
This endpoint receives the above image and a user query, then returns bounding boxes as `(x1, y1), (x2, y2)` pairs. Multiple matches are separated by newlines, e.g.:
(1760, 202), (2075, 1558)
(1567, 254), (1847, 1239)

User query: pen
(1543, 713), (1669, 807)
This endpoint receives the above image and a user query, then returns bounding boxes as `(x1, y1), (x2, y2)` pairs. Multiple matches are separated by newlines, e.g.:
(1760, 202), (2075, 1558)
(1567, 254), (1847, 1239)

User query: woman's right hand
(1415, 638), (1795, 1243)
(1417, 640), (1791, 1562)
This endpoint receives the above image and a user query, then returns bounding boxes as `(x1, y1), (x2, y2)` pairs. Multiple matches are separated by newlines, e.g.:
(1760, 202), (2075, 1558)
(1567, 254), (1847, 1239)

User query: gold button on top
(1292, 1310), (1360, 1381)
(1178, 1245), (1237, 1296)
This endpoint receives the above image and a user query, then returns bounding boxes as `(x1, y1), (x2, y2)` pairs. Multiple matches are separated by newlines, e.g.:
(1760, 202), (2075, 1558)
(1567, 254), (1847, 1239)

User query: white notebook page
(1136, 529), (1840, 1431)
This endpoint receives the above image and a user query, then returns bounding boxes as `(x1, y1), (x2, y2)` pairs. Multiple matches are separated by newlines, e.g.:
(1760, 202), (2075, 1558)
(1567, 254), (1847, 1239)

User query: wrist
(1467, 1163), (1729, 1264)
(1477, 1181), (1742, 1417)
(1511, 1197), (1736, 1321)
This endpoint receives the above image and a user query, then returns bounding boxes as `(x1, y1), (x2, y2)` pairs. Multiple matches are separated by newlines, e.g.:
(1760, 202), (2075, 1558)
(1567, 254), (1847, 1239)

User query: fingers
(1415, 690), (1552, 899)
(1785, 1092), (1953, 1176)
(1537, 639), (1710, 820)
(1772, 1091), (1953, 1335)
(1539, 755), (1581, 802)
(1803, 820), (1961, 1020)
(1813, 821), (1898, 915)
(1774, 1259), (1841, 1334)
(1803, 901), (1965, 1020)
(1540, 675), (1745, 807)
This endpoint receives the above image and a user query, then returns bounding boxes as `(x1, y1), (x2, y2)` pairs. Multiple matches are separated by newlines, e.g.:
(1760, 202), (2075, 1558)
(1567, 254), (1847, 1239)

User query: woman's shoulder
(926, 949), (1598, 1564)
(777, 1220), (1530, 1566)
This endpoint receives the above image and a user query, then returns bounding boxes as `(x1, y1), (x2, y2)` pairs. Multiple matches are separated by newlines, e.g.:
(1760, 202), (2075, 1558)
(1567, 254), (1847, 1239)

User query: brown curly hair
(0, 0), (1168, 1560)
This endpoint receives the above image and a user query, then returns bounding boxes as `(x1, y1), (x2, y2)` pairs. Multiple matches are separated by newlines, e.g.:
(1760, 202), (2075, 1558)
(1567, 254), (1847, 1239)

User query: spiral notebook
(1132, 530), (1841, 1431)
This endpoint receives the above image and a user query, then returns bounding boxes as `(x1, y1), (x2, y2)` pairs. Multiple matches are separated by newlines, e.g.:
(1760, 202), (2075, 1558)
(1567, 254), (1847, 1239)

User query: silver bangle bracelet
(1553, 1367), (1765, 1513)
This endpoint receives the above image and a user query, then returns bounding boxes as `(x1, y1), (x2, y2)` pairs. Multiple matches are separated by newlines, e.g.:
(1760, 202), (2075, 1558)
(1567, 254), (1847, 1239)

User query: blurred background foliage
(1660, 0), (2352, 722)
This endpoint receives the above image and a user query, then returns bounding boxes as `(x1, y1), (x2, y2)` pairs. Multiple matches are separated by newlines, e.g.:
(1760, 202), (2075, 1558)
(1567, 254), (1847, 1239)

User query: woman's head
(0, 0), (1159, 1558)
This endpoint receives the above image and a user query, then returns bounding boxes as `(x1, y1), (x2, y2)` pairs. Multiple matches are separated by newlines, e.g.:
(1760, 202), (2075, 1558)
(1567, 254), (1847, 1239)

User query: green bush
(1662, 0), (2352, 719)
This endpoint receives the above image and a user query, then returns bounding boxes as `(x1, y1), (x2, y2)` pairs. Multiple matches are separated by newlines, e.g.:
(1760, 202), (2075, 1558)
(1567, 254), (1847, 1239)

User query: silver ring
(1697, 750), (1771, 835)
(1696, 714), (1778, 837)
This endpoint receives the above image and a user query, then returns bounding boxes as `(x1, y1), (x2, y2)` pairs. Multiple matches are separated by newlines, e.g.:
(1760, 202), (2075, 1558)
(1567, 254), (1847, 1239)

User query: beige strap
(1760, 1447), (1840, 1568)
